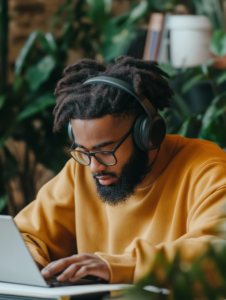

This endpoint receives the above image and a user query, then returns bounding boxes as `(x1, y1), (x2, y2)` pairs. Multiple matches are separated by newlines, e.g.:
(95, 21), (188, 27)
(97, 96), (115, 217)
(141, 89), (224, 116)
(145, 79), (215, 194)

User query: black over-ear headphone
(68, 76), (166, 151)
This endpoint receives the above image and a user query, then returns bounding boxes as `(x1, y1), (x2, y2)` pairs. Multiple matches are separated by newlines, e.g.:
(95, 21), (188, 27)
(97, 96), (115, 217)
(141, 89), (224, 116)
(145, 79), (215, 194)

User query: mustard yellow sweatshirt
(14, 135), (226, 284)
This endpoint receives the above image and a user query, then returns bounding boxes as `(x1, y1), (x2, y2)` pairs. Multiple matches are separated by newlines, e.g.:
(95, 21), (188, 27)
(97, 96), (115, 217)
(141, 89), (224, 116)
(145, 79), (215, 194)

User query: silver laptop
(0, 215), (104, 287)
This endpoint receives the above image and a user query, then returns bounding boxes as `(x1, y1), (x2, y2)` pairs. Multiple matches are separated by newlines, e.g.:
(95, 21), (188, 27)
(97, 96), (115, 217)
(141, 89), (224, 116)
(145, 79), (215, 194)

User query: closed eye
(100, 151), (112, 156)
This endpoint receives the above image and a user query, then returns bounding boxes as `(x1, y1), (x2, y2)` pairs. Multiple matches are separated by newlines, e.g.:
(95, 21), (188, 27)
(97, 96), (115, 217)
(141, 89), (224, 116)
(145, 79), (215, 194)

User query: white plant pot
(167, 15), (213, 68)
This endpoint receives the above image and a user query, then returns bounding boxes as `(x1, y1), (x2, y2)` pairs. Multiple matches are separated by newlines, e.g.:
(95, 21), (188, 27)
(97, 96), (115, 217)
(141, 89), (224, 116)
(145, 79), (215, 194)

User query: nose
(89, 156), (106, 174)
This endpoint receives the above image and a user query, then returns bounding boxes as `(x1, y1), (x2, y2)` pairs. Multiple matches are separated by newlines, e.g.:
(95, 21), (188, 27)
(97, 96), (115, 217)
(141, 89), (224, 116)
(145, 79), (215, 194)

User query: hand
(41, 254), (110, 283)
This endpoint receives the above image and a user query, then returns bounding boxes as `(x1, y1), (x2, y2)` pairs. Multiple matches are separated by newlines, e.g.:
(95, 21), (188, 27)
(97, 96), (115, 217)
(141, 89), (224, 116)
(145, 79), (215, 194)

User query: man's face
(71, 115), (149, 205)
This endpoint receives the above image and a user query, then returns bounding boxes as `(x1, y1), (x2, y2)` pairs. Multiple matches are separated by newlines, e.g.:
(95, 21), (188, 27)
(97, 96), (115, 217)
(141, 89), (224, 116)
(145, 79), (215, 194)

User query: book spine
(157, 13), (171, 64)
(143, 13), (165, 61)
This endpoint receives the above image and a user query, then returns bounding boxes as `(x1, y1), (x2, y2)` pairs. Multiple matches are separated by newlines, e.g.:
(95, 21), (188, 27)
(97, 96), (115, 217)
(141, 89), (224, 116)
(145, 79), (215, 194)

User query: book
(143, 13), (165, 61)
(157, 13), (171, 64)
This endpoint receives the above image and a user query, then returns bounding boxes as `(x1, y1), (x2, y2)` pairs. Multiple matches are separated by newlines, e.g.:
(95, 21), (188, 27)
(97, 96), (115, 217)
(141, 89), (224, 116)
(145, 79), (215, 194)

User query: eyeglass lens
(70, 148), (117, 166)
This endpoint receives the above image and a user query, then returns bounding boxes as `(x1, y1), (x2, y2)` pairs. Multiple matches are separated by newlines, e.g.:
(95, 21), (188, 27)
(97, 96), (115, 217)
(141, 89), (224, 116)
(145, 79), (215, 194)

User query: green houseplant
(159, 61), (226, 149)
(156, 0), (226, 148)
(0, 0), (102, 215)
(0, 0), (153, 215)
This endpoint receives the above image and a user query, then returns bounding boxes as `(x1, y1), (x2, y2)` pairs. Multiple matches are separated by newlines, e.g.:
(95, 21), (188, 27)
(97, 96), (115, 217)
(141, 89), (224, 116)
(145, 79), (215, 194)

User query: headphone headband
(68, 75), (166, 151)
(83, 76), (156, 117)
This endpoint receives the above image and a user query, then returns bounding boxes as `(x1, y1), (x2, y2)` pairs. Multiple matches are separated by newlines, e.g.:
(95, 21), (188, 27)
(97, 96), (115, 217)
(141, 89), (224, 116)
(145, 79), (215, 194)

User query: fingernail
(41, 269), (49, 275)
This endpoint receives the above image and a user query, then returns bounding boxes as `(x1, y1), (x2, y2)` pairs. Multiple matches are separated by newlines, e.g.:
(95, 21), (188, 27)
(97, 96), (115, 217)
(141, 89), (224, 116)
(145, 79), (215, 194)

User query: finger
(69, 265), (92, 282)
(42, 254), (91, 273)
(41, 254), (92, 278)
(57, 263), (85, 282)
(41, 258), (71, 278)
(69, 263), (109, 283)
(69, 259), (110, 282)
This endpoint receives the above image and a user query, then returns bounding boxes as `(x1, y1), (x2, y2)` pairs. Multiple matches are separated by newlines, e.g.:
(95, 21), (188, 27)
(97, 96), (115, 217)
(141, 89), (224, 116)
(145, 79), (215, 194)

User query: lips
(96, 176), (116, 186)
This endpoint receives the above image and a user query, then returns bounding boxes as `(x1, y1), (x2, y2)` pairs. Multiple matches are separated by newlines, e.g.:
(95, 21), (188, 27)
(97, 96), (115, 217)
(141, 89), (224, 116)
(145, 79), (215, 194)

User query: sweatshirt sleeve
(14, 159), (77, 268)
(96, 161), (226, 284)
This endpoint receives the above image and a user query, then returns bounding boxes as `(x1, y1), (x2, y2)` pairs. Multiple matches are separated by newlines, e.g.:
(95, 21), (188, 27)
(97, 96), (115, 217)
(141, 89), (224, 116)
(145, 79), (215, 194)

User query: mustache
(93, 172), (118, 179)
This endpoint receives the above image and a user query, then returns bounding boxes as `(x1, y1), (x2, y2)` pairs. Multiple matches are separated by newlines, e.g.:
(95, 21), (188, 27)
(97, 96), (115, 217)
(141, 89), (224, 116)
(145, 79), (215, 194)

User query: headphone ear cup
(68, 122), (74, 141)
(133, 115), (147, 151)
(148, 115), (166, 149)
(133, 114), (166, 151)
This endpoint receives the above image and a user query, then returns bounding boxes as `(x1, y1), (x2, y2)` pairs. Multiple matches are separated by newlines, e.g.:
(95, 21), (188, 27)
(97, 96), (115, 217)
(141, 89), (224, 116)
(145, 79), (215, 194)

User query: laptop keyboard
(45, 275), (107, 287)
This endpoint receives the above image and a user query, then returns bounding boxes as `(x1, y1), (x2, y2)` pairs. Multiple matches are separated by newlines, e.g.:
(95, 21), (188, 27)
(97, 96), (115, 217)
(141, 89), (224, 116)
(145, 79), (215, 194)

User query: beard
(93, 145), (149, 206)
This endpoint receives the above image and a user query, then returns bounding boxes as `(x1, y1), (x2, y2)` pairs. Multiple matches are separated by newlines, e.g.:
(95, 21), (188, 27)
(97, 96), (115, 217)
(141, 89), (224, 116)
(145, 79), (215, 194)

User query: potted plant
(167, 15), (213, 68)
(192, 0), (226, 69)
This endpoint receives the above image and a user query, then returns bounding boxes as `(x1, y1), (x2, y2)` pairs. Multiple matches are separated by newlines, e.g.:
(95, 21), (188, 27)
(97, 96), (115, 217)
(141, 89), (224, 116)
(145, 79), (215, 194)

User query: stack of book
(143, 13), (171, 63)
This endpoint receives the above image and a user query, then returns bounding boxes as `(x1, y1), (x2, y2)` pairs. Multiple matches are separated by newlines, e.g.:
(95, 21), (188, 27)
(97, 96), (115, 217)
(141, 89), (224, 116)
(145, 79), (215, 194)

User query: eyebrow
(75, 141), (116, 150)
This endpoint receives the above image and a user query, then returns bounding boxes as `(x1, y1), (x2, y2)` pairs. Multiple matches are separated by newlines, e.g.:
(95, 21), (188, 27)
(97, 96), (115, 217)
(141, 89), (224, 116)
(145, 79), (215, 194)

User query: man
(15, 56), (226, 284)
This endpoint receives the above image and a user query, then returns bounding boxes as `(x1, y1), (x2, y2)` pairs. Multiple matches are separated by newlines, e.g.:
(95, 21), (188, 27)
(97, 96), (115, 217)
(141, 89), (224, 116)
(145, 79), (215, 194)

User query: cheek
(112, 137), (134, 172)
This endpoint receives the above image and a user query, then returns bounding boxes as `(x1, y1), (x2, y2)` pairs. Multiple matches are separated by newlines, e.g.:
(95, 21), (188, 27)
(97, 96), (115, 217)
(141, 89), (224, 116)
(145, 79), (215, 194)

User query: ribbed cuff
(95, 252), (136, 284)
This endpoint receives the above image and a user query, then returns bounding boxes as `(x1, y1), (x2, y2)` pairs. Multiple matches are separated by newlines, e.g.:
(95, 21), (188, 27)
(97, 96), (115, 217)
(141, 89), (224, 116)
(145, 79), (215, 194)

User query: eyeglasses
(69, 126), (133, 166)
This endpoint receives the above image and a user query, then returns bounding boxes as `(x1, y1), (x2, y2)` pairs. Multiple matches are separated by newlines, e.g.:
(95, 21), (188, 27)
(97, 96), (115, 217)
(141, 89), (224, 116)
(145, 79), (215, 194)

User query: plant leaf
(87, 0), (108, 28)
(194, 0), (224, 30)
(0, 195), (7, 213)
(178, 114), (202, 138)
(200, 92), (226, 129)
(104, 0), (112, 14)
(210, 29), (226, 57)
(102, 34), (135, 61)
(25, 56), (56, 91)
(0, 95), (6, 109)
(173, 93), (192, 117)
(110, 12), (130, 25)
(16, 93), (56, 121)
(199, 117), (226, 147)
(149, 0), (174, 11)
(126, 1), (149, 26)
(37, 31), (58, 55)
(13, 76), (24, 93)
(198, 92), (226, 147)
(45, 33), (58, 52)
(159, 63), (177, 78)
(51, 0), (73, 29)
(101, 24), (135, 61)
(14, 31), (39, 75)
(216, 70), (226, 86)
(182, 74), (207, 94)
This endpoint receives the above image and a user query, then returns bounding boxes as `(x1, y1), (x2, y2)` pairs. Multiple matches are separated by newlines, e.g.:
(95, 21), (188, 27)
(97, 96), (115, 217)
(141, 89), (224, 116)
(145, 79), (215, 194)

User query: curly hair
(53, 56), (174, 132)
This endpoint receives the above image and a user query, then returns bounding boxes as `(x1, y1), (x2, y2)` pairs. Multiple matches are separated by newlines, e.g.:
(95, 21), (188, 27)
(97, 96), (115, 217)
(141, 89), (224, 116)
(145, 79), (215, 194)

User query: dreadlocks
(53, 56), (174, 132)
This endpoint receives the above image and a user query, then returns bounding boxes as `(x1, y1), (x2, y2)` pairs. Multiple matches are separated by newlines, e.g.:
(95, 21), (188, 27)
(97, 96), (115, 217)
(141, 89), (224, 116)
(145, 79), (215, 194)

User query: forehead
(71, 115), (133, 147)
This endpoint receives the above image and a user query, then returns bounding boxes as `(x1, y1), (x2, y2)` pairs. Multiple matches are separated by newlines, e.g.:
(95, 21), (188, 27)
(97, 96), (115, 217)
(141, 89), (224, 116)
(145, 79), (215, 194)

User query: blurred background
(0, 0), (226, 216)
